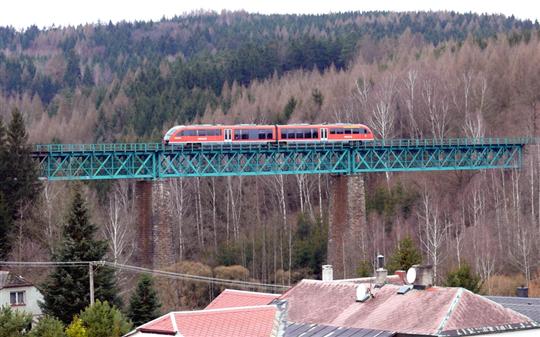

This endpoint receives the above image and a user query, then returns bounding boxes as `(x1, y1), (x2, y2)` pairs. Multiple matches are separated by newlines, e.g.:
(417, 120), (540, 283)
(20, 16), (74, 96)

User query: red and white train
(163, 124), (374, 145)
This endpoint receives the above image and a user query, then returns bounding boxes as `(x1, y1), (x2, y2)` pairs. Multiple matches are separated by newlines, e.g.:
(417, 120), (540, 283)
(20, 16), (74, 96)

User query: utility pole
(89, 262), (94, 305)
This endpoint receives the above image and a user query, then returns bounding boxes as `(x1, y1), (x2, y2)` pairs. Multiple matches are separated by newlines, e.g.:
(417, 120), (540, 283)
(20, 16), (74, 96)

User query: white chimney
(375, 268), (388, 286)
(322, 265), (333, 281)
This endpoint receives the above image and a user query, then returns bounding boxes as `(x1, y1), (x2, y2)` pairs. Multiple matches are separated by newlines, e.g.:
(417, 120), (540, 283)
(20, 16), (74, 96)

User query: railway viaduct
(32, 138), (529, 279)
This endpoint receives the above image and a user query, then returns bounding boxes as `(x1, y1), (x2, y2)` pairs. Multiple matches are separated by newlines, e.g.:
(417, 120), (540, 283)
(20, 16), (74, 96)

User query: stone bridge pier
(135, 180), (175, 269)
(328, 174), (366, 279)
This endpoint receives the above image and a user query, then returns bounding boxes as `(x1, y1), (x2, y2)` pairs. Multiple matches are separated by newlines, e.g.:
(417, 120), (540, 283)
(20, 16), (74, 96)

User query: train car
(163, 123), (374, 145)
(163, 124), (276, 145)
(276, 123), (374, 143)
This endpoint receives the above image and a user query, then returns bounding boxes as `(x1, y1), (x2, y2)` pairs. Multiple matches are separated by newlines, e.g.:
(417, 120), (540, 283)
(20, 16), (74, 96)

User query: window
(352, 128), (360, 134)
(344, 129), (352, 135)
(181, 130), (196, 136)
(330, 128), (344, 135)
(10, 291), (25, 305)
(235, 129), (271, 140)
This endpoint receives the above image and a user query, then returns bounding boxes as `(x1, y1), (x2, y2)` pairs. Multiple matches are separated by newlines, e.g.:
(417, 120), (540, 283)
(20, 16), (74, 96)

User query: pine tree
(29, 316), (66, 337)
(0, 193), (11, 259)
(387, 236), (422, 273)
(445, 263), (483, 293)
(0, 305), (32, 337)
(79, 301), (132, 337)
(127, 274), (162, 326)
(40, 187), (121, 324)
(0, 117), (6, 179)
(82, 65), (94, 87)
(3, 108), (40, 220)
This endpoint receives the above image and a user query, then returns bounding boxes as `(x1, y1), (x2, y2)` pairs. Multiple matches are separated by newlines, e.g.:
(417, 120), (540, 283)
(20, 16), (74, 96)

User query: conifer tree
(0, 117), (6, 179)
(0, 193), (11, 259)
(127, 274), (162, 326)
(79, 301), (132, 337)
(40, 186), (121, 324)
(28, 316), (66, 337)
(3, 108), (40, 220)
(445, 263), (482, 293)
(0, 305), (32, 337)
(387, 236), (422, 273)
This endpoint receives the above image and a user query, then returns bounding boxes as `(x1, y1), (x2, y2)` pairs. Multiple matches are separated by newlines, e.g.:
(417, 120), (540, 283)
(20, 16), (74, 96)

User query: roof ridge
(169, 312), (179, 333)
(174, 304), (277, 315)
(436, 287), (464, 334)
(223, 288), (280, 296)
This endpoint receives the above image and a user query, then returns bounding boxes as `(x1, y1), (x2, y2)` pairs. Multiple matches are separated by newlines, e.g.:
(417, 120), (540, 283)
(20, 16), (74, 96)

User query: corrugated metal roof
(487, 296), (540, 322)
(285, 323), (395, 337)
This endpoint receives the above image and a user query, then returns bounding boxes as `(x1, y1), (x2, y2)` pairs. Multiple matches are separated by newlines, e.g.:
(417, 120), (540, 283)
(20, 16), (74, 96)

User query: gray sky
(2, 0), (539, 29)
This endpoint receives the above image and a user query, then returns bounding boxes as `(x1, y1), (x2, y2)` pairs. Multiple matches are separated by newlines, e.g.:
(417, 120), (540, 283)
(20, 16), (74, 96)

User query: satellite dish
(406, 267), (417, 284)
(356, 284), (370, 302)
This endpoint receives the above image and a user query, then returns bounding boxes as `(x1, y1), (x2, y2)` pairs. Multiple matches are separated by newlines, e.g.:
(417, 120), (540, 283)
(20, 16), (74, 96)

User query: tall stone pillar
(328, 174), (366, 279)
(135, 180), (175, 269)
(151, 180), (175, 268)
(135, 180), (153, 268)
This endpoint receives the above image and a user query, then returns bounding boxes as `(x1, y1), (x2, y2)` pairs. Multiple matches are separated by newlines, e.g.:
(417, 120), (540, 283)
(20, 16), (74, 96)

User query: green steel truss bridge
(32, 138), (530, 181)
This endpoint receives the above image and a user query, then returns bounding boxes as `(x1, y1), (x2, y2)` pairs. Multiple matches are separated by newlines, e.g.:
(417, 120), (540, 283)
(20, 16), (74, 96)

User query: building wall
(0, 286), (44, 317)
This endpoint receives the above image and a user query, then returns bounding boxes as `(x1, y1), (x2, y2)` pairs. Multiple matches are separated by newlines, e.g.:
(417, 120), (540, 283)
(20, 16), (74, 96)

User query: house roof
(486, 296), (540, 322)
(0, 271), (33, 289)
(279, 279), (532, 336)
(205, 289), (280, 310)
(130, 304), (285, 337)
(285, 322), (396, 337)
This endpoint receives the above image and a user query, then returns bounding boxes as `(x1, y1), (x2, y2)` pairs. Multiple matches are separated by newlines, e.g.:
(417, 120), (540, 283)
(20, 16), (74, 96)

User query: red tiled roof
(279, 280), (531, 335)
(139, 314), (176, 334)
(134, 305), (282, 337)
(205, 289), (279, 310)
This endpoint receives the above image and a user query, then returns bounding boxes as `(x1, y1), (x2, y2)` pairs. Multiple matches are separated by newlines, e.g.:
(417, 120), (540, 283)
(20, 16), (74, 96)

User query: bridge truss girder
(33, 140), (526, 181)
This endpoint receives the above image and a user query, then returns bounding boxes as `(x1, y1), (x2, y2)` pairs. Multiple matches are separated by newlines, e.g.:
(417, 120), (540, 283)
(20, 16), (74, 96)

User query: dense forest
(2, 10), (540, 312)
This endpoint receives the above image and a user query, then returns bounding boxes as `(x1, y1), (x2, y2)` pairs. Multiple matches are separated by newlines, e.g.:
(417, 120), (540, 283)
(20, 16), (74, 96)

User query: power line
(0, 260), (291, 291)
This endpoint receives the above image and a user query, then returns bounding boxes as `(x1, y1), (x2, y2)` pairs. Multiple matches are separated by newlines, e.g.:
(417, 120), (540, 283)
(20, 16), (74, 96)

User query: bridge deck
(32, 138), (530, 180)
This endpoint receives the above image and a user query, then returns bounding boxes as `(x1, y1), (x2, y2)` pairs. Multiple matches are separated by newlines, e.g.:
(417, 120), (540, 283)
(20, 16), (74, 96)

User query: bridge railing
(33, 137), (532, 153)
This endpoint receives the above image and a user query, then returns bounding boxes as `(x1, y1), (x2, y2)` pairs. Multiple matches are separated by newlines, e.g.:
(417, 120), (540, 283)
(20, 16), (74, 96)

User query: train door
(321, 128), (328, 141)
(224, 129), (232, 142)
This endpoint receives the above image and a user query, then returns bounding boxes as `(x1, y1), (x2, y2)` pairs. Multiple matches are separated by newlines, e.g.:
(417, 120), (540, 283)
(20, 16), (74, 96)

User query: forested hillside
(2, 11), (540, 310)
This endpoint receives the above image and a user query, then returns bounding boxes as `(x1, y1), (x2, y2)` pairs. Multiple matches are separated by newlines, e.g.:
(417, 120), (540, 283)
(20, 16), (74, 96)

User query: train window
(352, 129), (360, 134)
(181, 130), (196, 136)
(312, 129), (318, 138)
(364, 129), (369, 134)
(198, 130), (207, 136)
(344, 129), (352, 135)
(258, 129), (273, 139)
(330, 129), (336, 135)
(336, 128), (344, 135)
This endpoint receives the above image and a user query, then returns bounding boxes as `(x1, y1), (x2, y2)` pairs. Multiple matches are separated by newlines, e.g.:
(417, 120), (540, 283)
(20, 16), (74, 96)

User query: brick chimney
(395, 270), (406, 284)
